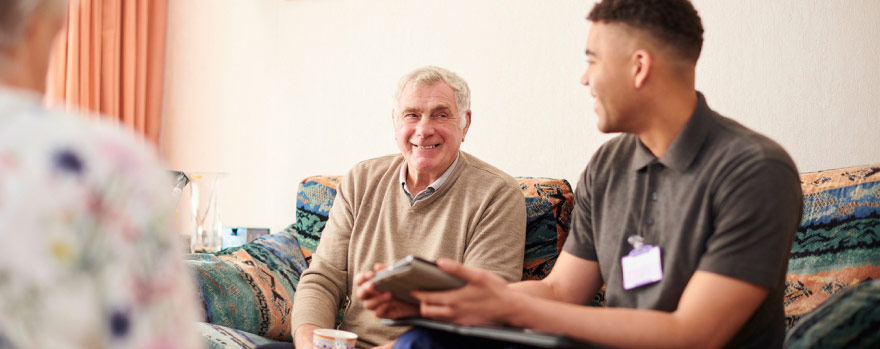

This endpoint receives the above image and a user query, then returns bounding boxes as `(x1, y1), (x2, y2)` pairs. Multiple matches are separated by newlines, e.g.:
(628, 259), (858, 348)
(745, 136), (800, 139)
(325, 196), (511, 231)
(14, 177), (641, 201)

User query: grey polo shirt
(400, 153), (460, 206)
(564, 92), (803, 348)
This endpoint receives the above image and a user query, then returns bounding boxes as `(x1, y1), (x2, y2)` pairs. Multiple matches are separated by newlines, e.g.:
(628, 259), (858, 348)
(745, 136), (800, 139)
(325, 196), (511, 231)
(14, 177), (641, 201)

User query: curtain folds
(46, 0), (168, 147)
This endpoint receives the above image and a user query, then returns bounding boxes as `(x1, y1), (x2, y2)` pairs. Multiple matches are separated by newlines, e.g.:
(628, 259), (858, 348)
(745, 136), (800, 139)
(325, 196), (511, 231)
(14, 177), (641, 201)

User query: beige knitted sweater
(290, 151), (526, 347)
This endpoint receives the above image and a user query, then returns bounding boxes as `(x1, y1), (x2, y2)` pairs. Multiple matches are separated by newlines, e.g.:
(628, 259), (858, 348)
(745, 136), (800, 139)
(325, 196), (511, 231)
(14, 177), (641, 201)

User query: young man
(362, 1), (803, 347)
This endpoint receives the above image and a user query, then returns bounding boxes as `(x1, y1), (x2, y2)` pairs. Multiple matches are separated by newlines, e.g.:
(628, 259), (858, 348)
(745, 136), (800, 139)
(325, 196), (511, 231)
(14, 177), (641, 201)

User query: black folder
(382, 318), (598, 348)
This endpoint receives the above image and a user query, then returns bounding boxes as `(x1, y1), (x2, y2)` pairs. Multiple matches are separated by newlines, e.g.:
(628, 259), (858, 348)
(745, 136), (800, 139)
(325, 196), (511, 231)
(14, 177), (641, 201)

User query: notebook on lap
(382, 318), (597, 348)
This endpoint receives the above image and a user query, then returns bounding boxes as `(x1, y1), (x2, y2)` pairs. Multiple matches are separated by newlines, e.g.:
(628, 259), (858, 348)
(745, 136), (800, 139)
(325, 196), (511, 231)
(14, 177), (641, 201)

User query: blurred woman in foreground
(0, 0), (201, 347)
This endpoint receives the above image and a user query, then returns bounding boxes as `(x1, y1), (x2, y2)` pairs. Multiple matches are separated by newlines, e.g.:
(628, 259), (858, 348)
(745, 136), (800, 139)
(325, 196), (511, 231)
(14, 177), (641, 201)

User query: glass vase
(189, 172), (226, 253)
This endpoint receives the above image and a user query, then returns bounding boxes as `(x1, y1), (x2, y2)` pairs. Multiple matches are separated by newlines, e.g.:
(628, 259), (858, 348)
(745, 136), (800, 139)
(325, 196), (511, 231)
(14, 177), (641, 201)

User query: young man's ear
(632, 49), (652, 89)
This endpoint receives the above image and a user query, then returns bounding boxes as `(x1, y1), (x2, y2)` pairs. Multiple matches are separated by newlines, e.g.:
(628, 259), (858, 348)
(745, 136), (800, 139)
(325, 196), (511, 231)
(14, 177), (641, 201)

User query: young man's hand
(411, 259), (518, 326)
(355, 263), (419, 319)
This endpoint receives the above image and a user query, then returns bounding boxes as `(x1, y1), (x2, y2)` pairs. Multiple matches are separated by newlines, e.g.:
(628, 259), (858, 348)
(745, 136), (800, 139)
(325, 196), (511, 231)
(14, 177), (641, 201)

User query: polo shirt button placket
(640, 163), (660, 237)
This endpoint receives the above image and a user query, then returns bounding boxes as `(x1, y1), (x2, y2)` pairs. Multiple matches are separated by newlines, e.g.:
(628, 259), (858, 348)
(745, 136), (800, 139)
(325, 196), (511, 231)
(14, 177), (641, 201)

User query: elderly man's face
(393, 81), (469, 181)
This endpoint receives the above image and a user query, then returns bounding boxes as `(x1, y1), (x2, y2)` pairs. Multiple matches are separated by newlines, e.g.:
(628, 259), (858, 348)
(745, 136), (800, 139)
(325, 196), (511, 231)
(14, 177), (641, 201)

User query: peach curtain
(46, 0), (168, 147)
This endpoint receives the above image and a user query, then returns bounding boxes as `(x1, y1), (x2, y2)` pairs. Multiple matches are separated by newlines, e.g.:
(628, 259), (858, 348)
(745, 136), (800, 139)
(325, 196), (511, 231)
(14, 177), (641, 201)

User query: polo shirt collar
(399, 152), (460, 195)
(631, 138), (656, 171)
(631, 92), (714, 172)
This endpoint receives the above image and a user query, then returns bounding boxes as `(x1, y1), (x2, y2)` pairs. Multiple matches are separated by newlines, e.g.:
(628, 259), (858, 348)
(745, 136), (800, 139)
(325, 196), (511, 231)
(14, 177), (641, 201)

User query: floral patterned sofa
(186, 163), (880, 348)
(187, 176), (574, 348)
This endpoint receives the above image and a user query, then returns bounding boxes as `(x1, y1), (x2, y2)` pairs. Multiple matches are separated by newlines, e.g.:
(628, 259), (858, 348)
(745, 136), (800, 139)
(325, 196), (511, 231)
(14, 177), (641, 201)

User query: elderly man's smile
(413, 143), (440, 150)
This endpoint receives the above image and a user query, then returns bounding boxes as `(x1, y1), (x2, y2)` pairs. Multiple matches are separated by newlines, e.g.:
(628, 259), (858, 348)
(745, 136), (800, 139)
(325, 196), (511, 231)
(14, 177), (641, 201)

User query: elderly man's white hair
(0, 0), (65, 48)
(392, 66), (471, 129)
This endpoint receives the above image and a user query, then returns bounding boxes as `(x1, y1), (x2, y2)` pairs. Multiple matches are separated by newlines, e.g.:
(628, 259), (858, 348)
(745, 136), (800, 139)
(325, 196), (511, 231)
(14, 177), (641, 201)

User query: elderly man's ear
(461, 110), (472, 142)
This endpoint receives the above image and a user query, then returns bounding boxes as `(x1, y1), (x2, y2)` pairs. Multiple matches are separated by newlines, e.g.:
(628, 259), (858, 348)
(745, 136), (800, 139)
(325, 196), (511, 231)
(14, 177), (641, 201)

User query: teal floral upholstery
(785, 164), (880, 328)
(289, 176), (341, 263)
(187, 175), (576, 348)
(784, 279), (880, 348)
(187, 163), (880, 348)
(518, 177), (574, 280)
(288, 175), (575, 280)
(186, 232), (308, 342)
(198, 322), (276, 349)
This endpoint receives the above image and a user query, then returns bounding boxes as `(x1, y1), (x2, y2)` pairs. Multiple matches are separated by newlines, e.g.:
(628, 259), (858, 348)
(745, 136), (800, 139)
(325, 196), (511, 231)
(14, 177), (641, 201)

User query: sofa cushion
(185, 174), (576, 345)
(517, 177), (574, 280)
(289, 176), (341, 263)
(186, 232), (309, 342)
(784, 279), (880, 348)
(289, 175), (575, 281)
(786, 164), (880, 328)
(197, 322), (276, 349)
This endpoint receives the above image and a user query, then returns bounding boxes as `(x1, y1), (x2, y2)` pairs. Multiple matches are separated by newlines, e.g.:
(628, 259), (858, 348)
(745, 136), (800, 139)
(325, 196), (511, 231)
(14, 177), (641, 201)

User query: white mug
(313, 328), (357, 349)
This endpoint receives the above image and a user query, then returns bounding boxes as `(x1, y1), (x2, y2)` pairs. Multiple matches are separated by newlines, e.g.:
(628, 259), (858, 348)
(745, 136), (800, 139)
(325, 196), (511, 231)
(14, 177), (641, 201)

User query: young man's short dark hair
(587, 0), (704, 62)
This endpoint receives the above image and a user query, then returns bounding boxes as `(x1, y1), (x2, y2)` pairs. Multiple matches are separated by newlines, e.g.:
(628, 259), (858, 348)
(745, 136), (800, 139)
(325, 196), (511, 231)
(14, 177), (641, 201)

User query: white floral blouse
(0, 88), (202, 348)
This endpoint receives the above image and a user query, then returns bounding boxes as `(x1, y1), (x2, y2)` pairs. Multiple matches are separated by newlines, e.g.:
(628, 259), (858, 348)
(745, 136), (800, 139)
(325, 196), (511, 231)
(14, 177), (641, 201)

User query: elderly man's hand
(410, 258), (517, 326)
(355, 263), (420, 319)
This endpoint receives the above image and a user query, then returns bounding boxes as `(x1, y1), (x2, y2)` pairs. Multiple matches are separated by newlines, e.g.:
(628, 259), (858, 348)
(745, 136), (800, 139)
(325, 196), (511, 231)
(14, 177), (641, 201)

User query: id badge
(621, 245), (663, 290)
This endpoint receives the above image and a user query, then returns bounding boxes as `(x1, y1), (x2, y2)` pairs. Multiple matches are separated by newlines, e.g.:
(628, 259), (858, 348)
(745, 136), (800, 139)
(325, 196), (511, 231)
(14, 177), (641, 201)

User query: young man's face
(580, 23), (638, 133)
(393, 80), (469, 181)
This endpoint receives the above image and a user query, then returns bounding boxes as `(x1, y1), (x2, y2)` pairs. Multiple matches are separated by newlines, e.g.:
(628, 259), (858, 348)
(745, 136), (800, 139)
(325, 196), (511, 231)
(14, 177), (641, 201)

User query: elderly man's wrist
(294, 323), (319, 348)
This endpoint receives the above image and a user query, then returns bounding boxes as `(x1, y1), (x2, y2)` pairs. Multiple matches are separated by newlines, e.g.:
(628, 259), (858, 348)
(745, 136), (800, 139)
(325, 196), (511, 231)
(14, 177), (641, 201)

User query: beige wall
(161, 0), (880, 233)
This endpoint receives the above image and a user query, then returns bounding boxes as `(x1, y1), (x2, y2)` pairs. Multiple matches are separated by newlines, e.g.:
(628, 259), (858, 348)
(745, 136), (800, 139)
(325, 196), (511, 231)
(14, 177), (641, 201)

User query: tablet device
(382, 318), (596, 348)
(368, 255), (465, 304)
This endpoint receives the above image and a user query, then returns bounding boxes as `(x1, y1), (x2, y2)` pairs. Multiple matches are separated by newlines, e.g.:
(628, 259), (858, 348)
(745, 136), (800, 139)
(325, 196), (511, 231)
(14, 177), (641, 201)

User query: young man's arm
(514, 270), (766, 347)
(414, 258), (767, 348)
(508, 251), (603, 305)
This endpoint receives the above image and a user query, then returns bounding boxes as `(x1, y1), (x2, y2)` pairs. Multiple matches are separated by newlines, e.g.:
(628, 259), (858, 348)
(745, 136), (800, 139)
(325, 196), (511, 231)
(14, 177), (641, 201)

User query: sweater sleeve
(290, 173), (355, 338)
(461, 180), (527, 282)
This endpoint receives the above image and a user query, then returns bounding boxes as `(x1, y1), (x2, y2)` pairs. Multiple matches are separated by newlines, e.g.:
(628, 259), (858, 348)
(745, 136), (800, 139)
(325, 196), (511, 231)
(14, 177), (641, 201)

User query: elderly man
(392, 1), (803, 348)
(290, 66), (526, 348)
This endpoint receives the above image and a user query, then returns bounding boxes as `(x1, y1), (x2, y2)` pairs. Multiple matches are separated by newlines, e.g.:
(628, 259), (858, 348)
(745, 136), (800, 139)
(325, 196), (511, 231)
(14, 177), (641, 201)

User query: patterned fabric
(0, 88), (202, 348)
(190, 174), (577, 347)
(518, 177), (574, 280)
(289, 175), (575, 281)
(785, 164), (880, 328)
(195, 164), (880, 346)
(290, 176), (340, 263)
(197, 322), (277, 349)
(187, 232), (308, 342)
(784, 279), (880, 348)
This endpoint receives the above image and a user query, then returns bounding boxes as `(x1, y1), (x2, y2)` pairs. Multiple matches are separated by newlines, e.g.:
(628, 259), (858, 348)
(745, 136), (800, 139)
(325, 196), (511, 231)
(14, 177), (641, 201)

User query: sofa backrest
(288, 175), (574, 281)
(785, 163), (880, 328)
(286, 163), (880, 329)
(185, 164), (879, 343)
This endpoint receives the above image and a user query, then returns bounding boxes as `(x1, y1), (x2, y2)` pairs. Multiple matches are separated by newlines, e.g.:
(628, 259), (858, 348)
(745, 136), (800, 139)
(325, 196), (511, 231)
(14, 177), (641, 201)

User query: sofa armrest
(185, 231), (308, 342)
